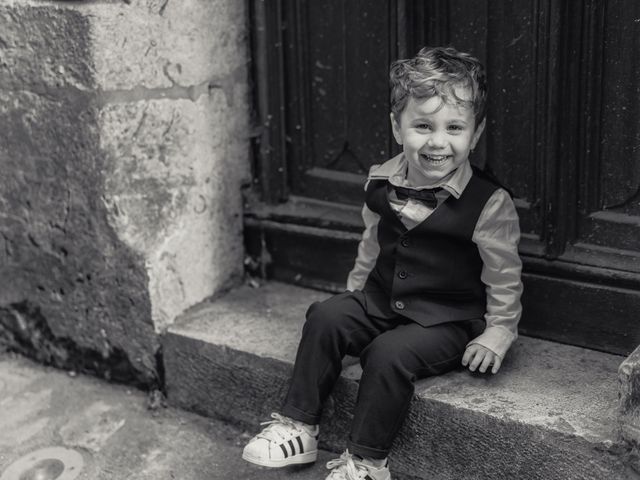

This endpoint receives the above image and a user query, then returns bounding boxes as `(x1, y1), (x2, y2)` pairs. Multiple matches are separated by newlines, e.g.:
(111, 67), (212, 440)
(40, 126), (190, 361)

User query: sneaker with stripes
(242, 412), (319, 467)
(325, 450), (391, 480)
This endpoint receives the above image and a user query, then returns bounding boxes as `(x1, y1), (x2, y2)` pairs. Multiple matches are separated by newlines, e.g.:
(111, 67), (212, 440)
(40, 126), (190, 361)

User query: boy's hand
(462, 344), (502, 374)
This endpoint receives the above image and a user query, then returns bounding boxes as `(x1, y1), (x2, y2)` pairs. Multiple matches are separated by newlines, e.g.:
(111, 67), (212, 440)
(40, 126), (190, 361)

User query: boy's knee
(304, 299), (343, 334)
(306, 292), (356, 321)
(361, 339), (406, 372)
(303, 291), (367, 340)
(306, 300), (331, 323)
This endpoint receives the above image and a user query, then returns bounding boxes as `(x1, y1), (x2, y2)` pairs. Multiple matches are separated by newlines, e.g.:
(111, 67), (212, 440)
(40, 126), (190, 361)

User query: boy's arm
(468, 188), (523, 365)
(346, 204), (380, 291)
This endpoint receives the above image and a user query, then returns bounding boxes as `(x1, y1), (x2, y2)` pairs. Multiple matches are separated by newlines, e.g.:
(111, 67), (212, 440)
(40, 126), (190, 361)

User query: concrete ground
(0, 353), (335, 480)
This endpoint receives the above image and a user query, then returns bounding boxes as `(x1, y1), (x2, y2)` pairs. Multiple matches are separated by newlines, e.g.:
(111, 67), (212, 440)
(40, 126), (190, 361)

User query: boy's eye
(447, 124), (465, 132)
(415, 123), (431, 130)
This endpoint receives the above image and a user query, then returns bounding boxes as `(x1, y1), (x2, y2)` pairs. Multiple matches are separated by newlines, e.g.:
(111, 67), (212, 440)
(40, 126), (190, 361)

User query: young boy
(242, 46), (523, 480)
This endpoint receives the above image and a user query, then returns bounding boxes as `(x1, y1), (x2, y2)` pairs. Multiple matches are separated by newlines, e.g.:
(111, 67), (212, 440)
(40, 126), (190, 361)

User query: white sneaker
(325, 450), (391, 480)
(242, 412), (319, 467)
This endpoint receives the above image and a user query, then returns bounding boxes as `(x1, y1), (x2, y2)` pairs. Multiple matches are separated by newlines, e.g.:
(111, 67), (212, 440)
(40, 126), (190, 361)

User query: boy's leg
(281, 290), (397, 425)
(243, 291), (399, 468)
(347, 318), (484, 459)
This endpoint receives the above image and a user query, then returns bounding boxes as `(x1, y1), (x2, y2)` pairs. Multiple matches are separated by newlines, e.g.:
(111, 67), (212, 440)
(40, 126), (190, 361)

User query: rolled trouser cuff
(347, 438), (390, 460)
(281, 403), (321, 426)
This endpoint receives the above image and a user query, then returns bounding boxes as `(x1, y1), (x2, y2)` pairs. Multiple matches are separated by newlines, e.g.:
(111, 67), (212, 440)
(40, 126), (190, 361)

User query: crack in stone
(0, 64), (246, 106)
(131, 106), (149, 140)
(158, 0), (170, 16)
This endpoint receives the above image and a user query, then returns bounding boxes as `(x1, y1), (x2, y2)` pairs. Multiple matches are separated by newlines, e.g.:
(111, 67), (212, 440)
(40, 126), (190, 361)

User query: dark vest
(363, 173), (500, 327)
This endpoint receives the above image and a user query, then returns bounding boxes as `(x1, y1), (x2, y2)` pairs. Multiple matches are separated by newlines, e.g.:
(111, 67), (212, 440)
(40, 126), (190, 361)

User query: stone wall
(0, 0), (250, 387)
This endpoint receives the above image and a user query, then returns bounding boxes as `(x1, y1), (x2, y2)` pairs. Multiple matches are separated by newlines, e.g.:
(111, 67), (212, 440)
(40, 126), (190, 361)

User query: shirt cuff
(467, 326), (517, 359)
(346, 276), (364, 292)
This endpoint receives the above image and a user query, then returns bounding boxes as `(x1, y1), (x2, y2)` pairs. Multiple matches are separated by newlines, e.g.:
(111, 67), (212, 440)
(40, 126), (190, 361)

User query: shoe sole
(242, 450), (318, 468)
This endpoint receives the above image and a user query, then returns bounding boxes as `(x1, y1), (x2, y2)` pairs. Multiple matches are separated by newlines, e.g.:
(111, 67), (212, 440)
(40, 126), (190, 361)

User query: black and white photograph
(0, 1), (638, 479)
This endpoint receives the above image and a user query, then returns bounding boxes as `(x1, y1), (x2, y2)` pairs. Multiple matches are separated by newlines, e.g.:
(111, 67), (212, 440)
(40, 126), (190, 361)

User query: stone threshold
(162, 281), (635, 480)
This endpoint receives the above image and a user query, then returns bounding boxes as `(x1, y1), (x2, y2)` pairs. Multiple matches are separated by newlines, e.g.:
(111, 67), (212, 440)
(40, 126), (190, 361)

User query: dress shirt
(346, 154), (523, 358)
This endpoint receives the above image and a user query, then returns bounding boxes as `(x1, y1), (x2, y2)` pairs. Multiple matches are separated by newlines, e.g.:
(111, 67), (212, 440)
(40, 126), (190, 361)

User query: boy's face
(391, 88), (485, 186)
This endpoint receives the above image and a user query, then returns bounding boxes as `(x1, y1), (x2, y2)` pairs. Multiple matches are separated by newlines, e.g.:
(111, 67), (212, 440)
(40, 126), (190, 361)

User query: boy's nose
(426, 134), (446, 148)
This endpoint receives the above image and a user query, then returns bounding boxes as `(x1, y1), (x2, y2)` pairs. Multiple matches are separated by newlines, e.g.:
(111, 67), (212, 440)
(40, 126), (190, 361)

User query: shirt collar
(367, 153), (472, 199)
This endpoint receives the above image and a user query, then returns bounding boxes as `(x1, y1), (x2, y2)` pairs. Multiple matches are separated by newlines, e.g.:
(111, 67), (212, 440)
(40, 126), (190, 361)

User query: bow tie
(393, 185), (441, 209)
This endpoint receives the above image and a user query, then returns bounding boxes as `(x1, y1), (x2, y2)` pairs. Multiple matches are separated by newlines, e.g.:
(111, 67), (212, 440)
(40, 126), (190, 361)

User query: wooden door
(245, 0), (640, 356)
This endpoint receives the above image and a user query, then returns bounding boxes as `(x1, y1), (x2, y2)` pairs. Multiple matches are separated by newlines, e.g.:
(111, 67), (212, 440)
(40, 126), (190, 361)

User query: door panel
(484, 1), (553, 244)
(289, 0), (395, 206)
(575, 1), (640, 266)
(408, 0), (550, 246)
(599, 2), (640, 209)
(306, 0), (392, 175)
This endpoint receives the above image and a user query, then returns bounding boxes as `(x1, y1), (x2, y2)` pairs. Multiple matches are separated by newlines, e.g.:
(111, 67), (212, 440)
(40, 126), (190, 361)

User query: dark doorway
(246, 0), (640, 356)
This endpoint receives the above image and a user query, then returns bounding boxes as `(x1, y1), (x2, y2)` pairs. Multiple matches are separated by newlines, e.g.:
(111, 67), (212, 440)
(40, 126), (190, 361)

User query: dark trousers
(281, 290), (484, 459)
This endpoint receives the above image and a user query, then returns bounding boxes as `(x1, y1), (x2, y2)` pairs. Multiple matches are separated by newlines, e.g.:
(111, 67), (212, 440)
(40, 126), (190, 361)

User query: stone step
(162, 282), (632, 480)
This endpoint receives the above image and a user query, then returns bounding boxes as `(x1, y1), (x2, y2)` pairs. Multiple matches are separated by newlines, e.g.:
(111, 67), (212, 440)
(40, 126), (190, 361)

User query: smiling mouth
(420, 154), (451, 165)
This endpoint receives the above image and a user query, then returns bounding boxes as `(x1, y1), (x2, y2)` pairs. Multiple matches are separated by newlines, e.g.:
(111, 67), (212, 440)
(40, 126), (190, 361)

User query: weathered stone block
(620, 345), (640, 445)
(89, 0), (248, 91)
(0, 0), (250, 385)
(0, 3), (95, 91)
(99, 91), (249, 331)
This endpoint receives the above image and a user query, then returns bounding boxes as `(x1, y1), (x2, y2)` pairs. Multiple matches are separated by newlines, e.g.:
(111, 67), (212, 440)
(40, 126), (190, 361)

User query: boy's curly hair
(390, 46), (487, 126)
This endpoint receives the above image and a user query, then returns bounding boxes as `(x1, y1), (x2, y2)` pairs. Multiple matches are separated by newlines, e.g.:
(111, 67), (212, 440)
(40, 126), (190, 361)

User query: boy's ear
(390, 113), (403, 145)
(471, 118), (486, 150)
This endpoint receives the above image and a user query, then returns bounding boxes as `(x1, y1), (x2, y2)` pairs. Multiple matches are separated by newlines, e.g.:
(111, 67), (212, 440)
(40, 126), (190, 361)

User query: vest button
(394, 300), (405, 310)
(398, 270), (407, 279)
(401, 238), (410, 247)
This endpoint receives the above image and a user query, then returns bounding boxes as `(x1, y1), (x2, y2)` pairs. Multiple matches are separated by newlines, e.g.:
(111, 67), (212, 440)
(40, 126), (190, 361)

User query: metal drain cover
(0, 447), (84, 480)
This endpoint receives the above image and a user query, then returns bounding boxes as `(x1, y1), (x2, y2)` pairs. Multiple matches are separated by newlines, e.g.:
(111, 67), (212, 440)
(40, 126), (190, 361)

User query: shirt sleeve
(469, 189), (523, 358)
(346, 204), (381, 291)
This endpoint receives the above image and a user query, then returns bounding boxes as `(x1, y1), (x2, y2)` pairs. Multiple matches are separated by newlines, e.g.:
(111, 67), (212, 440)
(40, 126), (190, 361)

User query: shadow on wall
(0, 4), (159, 388)
(0, 302), (160, 389)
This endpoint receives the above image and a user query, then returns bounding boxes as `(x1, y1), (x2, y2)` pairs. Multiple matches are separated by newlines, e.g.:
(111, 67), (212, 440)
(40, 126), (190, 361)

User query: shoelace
(257, 412), (302, 442)
(326, 450), (371, 480)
